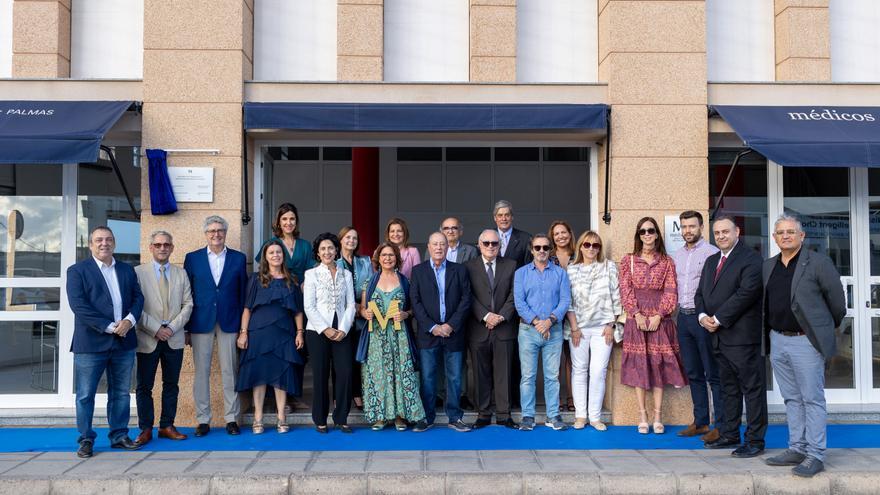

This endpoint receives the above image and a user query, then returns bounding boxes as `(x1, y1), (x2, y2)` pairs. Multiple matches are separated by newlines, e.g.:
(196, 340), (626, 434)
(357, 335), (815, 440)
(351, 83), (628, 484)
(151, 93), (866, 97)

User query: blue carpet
(0, 424), (879, 452)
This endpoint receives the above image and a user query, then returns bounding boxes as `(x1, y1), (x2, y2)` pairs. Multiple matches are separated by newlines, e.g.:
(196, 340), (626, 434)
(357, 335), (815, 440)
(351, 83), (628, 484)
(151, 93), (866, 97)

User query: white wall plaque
(168, 167), (214, 203)
(665, 214), (686, 254)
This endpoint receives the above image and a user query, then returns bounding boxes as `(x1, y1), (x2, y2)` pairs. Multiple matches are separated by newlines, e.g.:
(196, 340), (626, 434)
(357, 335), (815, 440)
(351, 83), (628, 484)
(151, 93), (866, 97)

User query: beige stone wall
(337, 0), (383, 81)
(11, 0), (70, 77)
(774, 0), (831, 81)
(140, 0), (253, 427)
(470, 0), (516, 82)
(598, 0), (709, 426)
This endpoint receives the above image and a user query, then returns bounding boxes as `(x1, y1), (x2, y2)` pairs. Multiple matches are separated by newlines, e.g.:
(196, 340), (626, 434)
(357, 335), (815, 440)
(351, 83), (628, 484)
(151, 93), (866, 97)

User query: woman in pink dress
(619, 216), (688, 435)
(385, 218), (420, 279)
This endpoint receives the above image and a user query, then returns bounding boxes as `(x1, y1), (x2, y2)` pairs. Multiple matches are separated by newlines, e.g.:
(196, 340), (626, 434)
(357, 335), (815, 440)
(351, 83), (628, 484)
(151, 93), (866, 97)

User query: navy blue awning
(711, 105), (880, 167)
(244, 103), (608, 132)
(0, 101), (132, 164)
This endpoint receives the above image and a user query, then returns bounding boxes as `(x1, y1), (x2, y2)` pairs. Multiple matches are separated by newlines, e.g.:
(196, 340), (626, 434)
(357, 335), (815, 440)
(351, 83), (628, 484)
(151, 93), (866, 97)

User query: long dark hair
(632, 216), (667, 257)
(258, 240), (293, 287)
(272, 202), (300, 238)
(312, 232), (341, 262)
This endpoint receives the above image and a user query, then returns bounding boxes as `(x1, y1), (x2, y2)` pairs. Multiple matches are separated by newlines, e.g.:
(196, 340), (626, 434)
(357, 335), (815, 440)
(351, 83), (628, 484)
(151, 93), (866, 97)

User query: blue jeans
(677, 312), (722, 427)
(74, 346), (135, 444)
(518, 322), (563, 420)
(770, 331), (827, 461)
(419, 347), (463, 424)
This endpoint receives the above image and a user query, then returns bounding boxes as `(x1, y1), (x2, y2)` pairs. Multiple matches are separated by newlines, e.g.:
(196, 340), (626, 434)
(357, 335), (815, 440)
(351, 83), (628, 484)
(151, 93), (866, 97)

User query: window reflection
(708, 150), (768, 257)
(0, 320), (58, 394)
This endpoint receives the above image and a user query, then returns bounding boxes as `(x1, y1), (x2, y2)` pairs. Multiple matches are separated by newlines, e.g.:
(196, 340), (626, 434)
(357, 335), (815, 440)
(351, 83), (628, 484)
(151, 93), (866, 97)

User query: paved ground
(1, 448), (880, 494)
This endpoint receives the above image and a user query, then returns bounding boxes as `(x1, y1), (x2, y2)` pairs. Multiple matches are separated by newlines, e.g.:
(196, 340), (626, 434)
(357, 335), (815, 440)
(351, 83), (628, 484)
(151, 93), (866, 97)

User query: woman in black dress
(236, 240), (305, 434)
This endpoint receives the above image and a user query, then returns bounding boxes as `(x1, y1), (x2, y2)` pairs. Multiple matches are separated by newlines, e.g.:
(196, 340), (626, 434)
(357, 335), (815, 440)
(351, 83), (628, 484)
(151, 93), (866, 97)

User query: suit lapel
(711, 244), (739, 290)
(85, 260), (113, 305)
(790, 249), (809, 302)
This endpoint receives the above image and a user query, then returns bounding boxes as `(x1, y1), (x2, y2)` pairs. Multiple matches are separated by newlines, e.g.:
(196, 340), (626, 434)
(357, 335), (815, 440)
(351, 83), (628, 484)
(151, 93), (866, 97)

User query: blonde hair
(572, 230), (604, 264)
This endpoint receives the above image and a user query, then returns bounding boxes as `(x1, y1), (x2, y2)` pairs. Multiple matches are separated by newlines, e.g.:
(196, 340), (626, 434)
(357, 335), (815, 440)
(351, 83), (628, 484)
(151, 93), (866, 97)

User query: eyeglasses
(532, 245), (552, 252)
(638, 228), (657, 236)
(206, 229), (227, 235)
(441, 226), (460, 231)
(481, 241), (500, 247)
(582, 242), (602, 250)
(152, 243), (172, 249)
(773, 229), (800, 236)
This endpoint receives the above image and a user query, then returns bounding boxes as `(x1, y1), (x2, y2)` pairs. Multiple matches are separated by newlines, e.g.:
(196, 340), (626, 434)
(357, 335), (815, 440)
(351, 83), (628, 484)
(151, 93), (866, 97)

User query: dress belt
(772, 328), (805, 337)
(678, 307), (696, 315)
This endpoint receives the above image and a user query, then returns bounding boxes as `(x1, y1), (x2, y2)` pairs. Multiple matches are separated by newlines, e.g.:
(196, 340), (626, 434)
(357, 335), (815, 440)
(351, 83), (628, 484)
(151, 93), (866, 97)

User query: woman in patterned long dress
(619, 217), (688, 435)
(359, 242), (426, 431)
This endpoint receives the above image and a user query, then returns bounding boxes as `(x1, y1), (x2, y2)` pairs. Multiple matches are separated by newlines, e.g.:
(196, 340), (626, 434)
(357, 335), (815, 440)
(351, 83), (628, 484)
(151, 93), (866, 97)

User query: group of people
(66, 200), (845, 478)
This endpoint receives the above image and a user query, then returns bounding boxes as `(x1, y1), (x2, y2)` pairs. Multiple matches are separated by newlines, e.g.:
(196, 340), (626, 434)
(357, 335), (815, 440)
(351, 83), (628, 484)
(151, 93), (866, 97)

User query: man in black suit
(410, 232), (473, 433)
(695, 215), (767, 458)
(466, 229), (518, 429)
(493, 200), (532, 269)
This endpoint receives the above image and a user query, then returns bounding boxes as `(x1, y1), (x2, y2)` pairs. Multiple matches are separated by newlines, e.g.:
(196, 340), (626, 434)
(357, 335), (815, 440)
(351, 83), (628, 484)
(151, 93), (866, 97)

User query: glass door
(777, 165), (860, 403)
(860, 169), (880, 402)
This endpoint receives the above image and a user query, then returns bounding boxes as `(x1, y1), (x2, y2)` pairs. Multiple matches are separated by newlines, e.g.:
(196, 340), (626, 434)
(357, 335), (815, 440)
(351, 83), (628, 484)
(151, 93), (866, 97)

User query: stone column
(469, 0), (516, 82)
(598, 0), (708, 426)
(337, 0), (383, 81)
(12, 0), (70, 77)
(141, 0), (253, 427)
(774, 0), (830, 81)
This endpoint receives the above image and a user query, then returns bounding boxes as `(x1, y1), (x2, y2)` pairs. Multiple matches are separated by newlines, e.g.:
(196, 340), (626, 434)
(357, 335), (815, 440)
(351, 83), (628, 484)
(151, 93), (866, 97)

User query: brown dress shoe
(677, 423), (710, 437)
(700, 428), (721, 443)
(135, 429), (152, 446)
(158, 426), (188, 440)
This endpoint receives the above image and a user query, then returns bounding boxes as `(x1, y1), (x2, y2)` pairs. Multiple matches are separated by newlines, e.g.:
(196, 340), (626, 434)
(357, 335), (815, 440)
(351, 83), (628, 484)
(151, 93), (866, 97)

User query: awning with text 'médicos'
(711, 105), (880, 167)
(0, 100), (132, 164)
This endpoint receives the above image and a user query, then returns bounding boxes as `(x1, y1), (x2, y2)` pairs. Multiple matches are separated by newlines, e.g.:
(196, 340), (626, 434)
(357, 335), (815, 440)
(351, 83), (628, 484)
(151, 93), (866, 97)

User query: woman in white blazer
(303, 232), (356, 433)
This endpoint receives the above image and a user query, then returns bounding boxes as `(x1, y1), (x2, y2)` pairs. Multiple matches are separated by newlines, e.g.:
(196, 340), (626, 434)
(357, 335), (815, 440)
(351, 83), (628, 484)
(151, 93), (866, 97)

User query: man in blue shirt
(514, 233), (571, 431)
(410, 232), (473, 433)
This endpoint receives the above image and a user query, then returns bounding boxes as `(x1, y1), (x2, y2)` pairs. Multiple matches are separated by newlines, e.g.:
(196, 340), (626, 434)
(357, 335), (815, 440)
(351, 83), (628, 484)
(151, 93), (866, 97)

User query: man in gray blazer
(762, 214), (845, 478)
(133, 231), (193, 445)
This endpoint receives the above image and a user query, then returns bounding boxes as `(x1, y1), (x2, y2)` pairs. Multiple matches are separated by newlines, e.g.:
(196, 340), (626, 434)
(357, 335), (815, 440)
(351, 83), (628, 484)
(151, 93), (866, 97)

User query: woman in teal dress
(256, 203), (315, 285)
(359, 242), (425, 431)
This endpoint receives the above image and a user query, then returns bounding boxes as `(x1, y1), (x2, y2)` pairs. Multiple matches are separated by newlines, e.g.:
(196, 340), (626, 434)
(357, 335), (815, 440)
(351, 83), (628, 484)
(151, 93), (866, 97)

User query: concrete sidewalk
(1, 448), (879, 494)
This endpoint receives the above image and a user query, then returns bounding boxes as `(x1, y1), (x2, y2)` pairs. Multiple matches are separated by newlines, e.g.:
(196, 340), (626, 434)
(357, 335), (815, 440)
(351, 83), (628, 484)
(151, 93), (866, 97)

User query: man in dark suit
(184, 215), (247, 437)
(410, 232), (473, 433)
(466, 229), (518, 429)
(66, 226), (144, 458)
(762, 214), (845, 478)
(695, 215), (766, 458)
(492, 200), (532, 269)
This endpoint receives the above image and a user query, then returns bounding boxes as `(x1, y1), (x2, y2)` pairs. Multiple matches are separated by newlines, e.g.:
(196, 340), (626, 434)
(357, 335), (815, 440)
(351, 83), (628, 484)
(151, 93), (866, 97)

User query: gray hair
(531, 233), (550, 247)
(203, 215), (229, 232)
(493, 200), (513, 216)
(440, 217), (462, 231)
(150, 230), (174, 243)
(478, 229), (499, 242)
(774, 213), (803, 232)
(427, 231), (448, 245)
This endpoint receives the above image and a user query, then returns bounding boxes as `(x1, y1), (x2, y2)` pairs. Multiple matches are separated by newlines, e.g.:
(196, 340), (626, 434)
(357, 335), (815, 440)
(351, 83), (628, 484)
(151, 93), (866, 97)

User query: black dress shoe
(226, 422), (240, 435)
(194, 423), (210, 437)
(110, 436), (142, 451)
(497, 418), (519, 429)
(76, 440), (94, 458)
(473, 417), (492, 429)
(704, 437), (740, 449)
(732, 444), (765, 458)
(336, 424), (353, 434)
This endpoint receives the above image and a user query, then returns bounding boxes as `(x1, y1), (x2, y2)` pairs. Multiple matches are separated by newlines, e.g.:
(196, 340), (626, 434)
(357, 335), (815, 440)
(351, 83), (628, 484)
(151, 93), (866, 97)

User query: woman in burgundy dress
(619, 217), (688, 435)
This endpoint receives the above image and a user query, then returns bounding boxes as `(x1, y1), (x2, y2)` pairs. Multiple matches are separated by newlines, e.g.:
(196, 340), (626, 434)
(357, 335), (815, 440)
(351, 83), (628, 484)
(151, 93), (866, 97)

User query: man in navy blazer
(410, 232), (473, 433)
(184, 215), (247, 437)
(67, 226), (144, 458)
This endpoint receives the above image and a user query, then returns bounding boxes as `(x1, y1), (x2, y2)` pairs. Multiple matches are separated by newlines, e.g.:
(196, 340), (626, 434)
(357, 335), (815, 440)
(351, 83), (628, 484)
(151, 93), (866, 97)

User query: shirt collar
(685, 238), (707, 251)
(432, 259), (448, 271)
(153, 260), (170, 270)
(720, 239), (739, 258)
(482, 256), (496, 265)
(207, 245), (227, 257)
(93, 256), (115, 269)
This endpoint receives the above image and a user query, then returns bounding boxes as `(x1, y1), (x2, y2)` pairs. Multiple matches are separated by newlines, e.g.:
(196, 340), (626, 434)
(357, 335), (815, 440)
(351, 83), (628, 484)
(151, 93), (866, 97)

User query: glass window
(446, 147), (490, 161)
(322, 148), (352, 161)
(70, 0), (144, 78)
(706, 0), (774, 81)
(254, 0), (337, 81)
(494, 147), (539, 162)
(397, 148), (442, 161)
(0, 164), (64, 278)
(708, 150), (768, 257)
(543, 147), (588, 162)
(516, 0), (597, 83)
(77, 147), (141, 266)
(0, 320), (58, 394)
(384, 0), (469, 82)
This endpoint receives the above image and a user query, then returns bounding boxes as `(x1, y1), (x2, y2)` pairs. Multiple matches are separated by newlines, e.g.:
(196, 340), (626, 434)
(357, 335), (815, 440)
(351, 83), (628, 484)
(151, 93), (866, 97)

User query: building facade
(1, 0), (879, 426)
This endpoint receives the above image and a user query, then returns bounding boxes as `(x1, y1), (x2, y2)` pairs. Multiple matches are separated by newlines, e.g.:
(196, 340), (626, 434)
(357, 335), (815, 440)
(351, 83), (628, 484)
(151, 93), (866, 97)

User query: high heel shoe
(637, 409), (649, 435)
(252, 420), (264, 435)
(652, 409), (665, 434)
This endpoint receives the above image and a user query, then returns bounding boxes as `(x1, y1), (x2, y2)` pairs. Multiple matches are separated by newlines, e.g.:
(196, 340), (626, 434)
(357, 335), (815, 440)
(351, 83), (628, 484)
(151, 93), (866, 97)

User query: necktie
(159, 265), (170, 320)
(486, 261), (495, 311)
(714, 256), (726, 282)
(500, 233), (508, 256)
